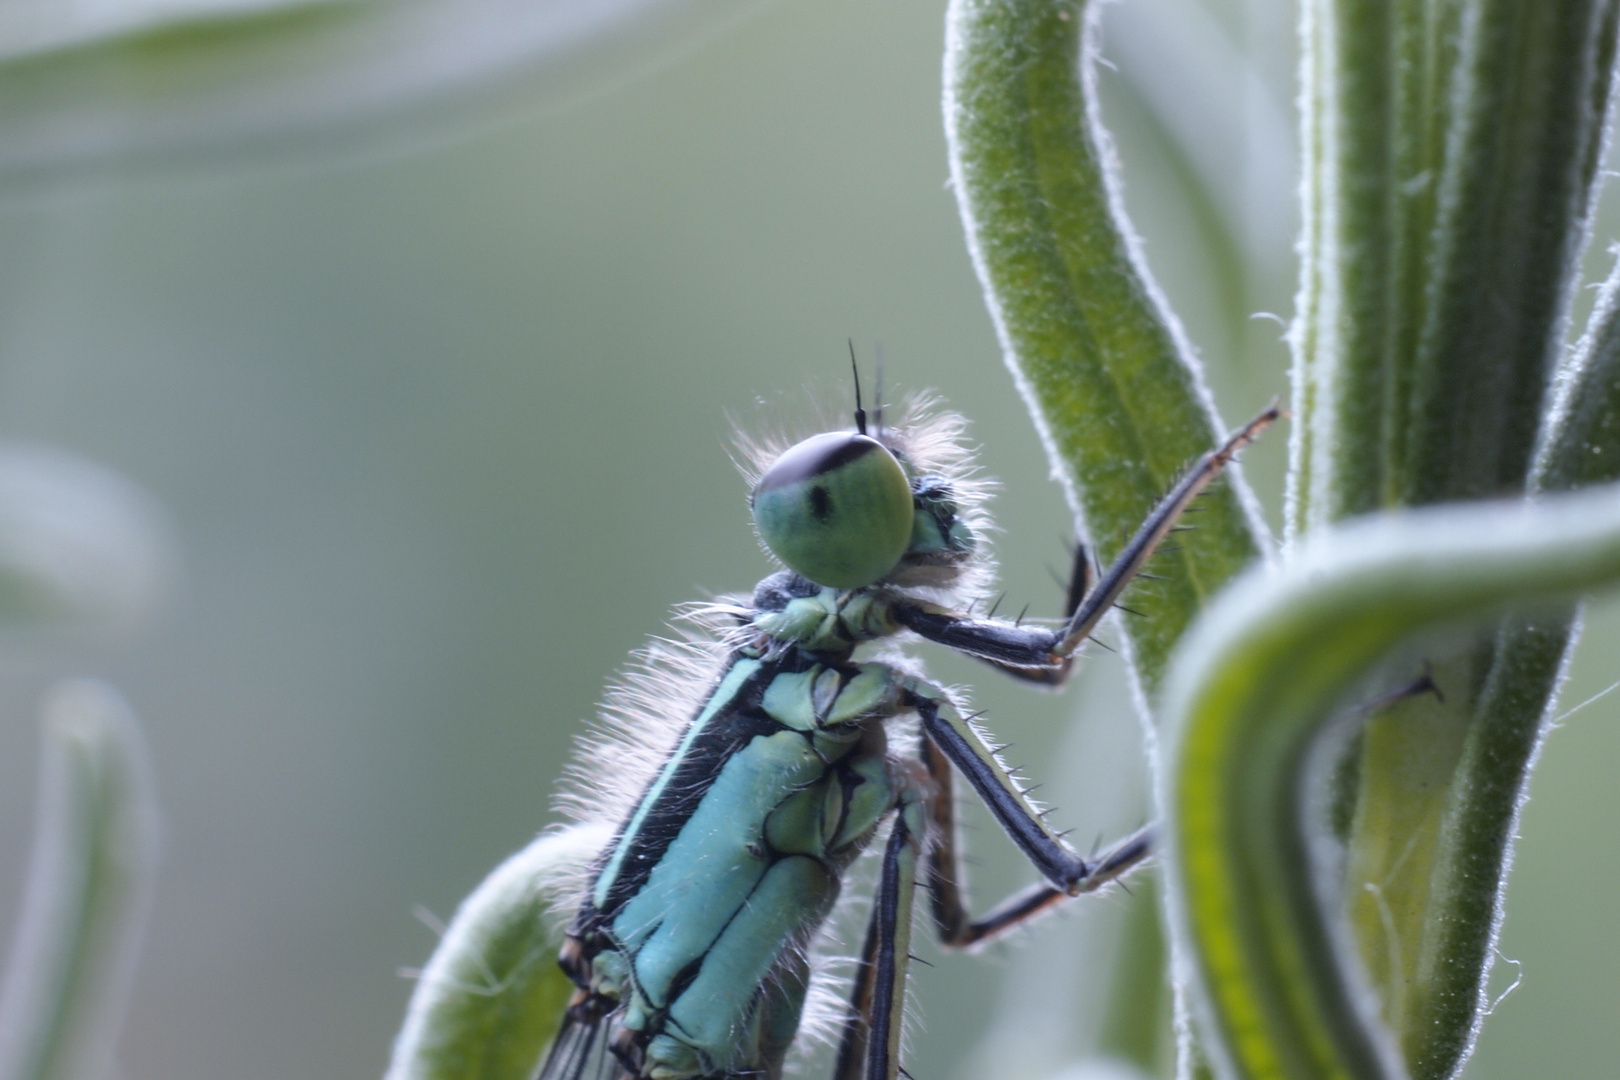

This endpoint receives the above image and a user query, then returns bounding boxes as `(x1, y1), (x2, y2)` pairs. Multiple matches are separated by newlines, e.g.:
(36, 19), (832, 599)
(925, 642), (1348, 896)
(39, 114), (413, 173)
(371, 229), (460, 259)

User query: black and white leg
(832, 785), (928, 1080)
(831, 717), (1151, 1080)
(917, 735), (1146, 948)
(892, 405), (1278, 680)
(975, 542), (1092, 688)
(902, 680), (1150, 895)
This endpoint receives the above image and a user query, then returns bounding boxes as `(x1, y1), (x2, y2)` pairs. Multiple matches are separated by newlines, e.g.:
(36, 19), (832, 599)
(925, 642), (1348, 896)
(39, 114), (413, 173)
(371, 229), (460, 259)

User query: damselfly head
(750, 431), (914, 589)
(736, 391), (992, 596)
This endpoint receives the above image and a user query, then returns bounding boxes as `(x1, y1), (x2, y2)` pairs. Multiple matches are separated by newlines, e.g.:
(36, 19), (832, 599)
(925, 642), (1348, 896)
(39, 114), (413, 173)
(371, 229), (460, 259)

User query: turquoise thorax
(578, 653), (903, 1079)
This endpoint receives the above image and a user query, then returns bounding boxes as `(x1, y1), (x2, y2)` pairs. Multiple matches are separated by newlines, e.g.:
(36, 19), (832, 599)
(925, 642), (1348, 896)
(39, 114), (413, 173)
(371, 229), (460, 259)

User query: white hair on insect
(528, 820), (620, 937)
(781, 770), (933, 1077)
(550, 609), (734, 892)
(786, 879), (871, 1064)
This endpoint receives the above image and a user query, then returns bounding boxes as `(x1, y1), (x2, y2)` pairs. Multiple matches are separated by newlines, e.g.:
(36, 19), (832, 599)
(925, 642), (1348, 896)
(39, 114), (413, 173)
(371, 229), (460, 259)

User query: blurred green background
(0, 0), (1614, 1077)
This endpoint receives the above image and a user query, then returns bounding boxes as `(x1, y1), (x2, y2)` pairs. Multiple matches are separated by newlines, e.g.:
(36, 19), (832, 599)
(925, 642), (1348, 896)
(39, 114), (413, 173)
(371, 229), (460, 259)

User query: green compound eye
(751, 432), (915, 589)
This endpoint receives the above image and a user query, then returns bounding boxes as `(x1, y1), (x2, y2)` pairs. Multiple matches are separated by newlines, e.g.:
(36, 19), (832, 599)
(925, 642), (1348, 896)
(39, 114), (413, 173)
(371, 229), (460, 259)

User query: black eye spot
(809, 486), (832, 521)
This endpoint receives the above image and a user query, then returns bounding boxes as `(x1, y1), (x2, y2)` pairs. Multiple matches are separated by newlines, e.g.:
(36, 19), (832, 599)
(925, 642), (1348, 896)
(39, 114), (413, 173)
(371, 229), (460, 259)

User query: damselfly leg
(893, 405), (1277, 684)
(827, 408), (1278, 1080)
(831, 714), (1153, 1080)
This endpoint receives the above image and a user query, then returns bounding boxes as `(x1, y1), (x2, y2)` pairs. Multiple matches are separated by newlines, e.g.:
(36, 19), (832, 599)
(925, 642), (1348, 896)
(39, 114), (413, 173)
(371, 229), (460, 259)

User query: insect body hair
(550, 605), (738, 913)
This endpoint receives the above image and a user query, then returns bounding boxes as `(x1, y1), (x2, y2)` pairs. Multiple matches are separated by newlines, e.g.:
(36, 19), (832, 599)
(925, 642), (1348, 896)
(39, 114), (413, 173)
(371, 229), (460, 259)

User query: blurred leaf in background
(0, 681), (159, 1080)
(0, 0), (755, 181)
(0, 445), (170, 631)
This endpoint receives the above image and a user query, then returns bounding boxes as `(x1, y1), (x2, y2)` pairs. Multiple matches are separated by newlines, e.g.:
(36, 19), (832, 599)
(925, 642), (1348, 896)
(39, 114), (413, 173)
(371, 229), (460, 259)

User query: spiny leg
(904, 680), (1151, 895)
(832, 794), (927, 1080)
(920, 732), (1059, 945)
(831, 918), (879, 1080)
(977, 542), (1093, 688)
(918, 734), (1150, 946)
(892, 405), (1278, 678)
(833, 708), (1151, 1080)
(1051, 403), (1277, 656)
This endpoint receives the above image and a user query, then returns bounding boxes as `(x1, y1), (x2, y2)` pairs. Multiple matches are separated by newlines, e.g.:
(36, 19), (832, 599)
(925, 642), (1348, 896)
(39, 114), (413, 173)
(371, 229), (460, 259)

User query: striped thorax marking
(591, 657), (765, 912)
(569, 650), (903, 1078)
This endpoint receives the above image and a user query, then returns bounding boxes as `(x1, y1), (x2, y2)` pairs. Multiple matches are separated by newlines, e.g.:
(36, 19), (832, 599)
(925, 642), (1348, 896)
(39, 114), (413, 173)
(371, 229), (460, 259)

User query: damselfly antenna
(873, 341), (885, 438)
(848, 339), (867, 435)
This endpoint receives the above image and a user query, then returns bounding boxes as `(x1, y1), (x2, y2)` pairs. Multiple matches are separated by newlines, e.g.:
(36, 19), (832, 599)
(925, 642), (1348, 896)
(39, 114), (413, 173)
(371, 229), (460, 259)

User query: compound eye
(750, 432), (914, 589)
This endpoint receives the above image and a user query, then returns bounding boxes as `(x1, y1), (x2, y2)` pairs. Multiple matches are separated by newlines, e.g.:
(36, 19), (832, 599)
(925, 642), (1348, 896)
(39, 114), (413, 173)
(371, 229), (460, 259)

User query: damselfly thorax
(539, 387), (1276, 1080)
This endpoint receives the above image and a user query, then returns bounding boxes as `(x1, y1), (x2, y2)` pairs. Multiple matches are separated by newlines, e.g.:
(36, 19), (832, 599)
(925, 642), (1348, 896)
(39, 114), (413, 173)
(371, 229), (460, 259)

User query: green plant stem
(385, 825), (607, 1080)
(1384, 255), (1620, 1075)
(1290, 0), (1462, 534)
(943, 0), (1268, 692)
(1290, 0), (1618, 530)
(1537, 253), (1620, 494)
(0, 682), (159, 1080)
(944, 1), (1273, 1073)
(1162, 482), (1620, 1080)
(1287, 3), (1620, 1078)
(1188, 241), (1620, 1080)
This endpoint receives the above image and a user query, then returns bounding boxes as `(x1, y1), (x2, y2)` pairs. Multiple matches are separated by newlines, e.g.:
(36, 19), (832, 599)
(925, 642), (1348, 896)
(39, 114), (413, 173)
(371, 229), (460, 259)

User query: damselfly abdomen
(539, 384), (1275, 1080)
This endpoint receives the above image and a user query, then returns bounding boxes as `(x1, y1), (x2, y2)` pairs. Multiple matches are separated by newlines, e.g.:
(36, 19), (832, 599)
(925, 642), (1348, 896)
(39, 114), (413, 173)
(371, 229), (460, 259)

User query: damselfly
(540, 372), (1275, 1080)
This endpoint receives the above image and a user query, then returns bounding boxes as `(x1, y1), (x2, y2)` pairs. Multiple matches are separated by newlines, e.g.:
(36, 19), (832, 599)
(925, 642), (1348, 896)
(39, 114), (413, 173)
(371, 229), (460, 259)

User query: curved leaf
(0, 682), (160, 1080)
(1160, 483), (1620, 1080)
(385, 823), (610, 1080)
(945, 1), (1276, 1073)
(943, 0), (1270, 693)
(0, 0), (744, 182)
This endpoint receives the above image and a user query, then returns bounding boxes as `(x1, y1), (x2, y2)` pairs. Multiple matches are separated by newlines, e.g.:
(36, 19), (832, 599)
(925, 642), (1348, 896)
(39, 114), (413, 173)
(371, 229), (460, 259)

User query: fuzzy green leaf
(1287, 3), (1620, 1077)
(385, 824), (609, 1080)
(1162, 483), (1620, 1080)
(943, 0), (1269, 693)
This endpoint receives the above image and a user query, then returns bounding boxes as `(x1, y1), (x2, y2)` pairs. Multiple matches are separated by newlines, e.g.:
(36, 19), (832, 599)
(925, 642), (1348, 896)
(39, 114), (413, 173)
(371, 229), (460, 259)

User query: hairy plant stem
(944, 0), (1272, 1072)
(1163, 485), (1620, 1080)
(944, 0), (1269, 691)
(1288, 2), (1620, 1078)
